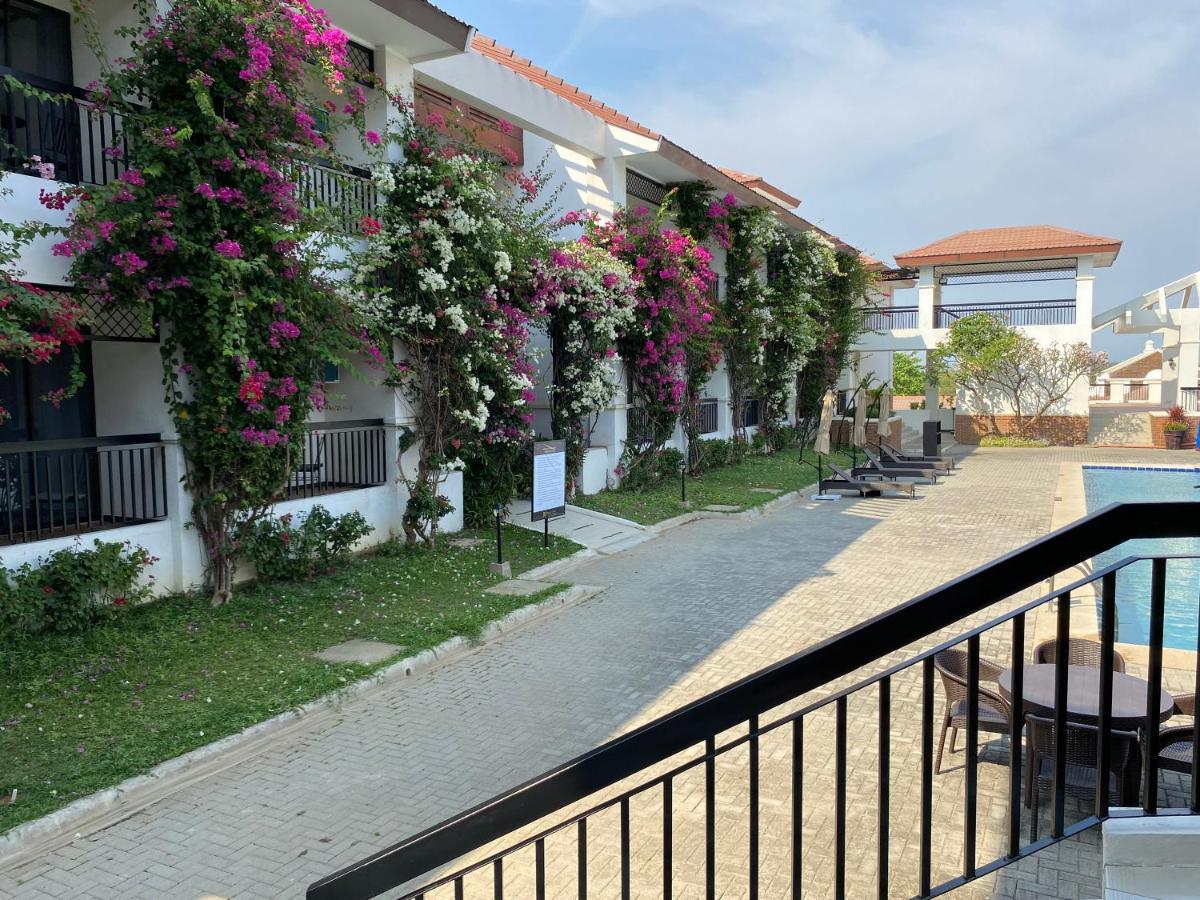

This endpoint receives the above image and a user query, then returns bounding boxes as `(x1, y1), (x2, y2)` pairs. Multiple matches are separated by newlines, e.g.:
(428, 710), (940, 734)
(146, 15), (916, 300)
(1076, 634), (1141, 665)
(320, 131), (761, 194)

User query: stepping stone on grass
(485, 578), (553, 597)
(449, 537), (487, 549)
(750, 488), (783, 494)
(313, 639), (405, 665)
(702, 504), (742, 512)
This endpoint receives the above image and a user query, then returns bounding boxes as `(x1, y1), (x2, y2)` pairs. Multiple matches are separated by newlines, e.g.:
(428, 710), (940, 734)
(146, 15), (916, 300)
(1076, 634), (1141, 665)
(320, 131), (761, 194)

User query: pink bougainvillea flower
(213, 239), (243, 258)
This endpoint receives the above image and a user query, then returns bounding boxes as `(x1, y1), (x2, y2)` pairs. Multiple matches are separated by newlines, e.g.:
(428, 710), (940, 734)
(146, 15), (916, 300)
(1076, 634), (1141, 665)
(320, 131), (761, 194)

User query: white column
(917, 265), (938, 332)
(380, 48), (416, 164)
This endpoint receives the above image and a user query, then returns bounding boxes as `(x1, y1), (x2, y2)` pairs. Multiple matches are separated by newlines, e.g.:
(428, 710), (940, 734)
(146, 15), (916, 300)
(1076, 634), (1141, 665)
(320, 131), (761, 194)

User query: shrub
(979, 434), (1051, 448)
(238, 506), (372, 582)
(698, 438), (734, 468)
(1, 541), (154, 638)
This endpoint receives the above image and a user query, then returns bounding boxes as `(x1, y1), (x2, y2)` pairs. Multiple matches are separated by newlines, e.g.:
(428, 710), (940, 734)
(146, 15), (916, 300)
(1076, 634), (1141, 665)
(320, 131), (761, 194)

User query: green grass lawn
(0, 525), (578, 834)
(573, 446), (856, 525)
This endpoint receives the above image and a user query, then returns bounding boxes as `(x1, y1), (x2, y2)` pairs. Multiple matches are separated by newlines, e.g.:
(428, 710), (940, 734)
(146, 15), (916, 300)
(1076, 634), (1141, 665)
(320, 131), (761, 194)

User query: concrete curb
(0, 582), (606, 868)
(562, 504), (649, 531)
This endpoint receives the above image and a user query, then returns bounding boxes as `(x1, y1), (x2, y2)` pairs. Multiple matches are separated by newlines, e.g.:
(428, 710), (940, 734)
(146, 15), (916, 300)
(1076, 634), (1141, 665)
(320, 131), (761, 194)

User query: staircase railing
(308, 502), (1200, 899)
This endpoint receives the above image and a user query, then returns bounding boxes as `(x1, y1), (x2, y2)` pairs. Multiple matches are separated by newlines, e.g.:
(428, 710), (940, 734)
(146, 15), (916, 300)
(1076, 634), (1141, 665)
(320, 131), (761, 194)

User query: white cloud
(584, 0), (1199, 345)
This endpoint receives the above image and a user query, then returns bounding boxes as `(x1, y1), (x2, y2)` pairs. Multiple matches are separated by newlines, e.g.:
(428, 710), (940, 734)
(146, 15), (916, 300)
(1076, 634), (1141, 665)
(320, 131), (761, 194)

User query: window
(0, 343), (95, 443)
(0, 0), (73, 84)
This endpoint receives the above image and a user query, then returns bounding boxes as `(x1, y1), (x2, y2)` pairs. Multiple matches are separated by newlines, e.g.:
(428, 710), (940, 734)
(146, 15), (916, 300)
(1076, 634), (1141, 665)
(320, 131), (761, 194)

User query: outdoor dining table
(997, 663), (1174, 729)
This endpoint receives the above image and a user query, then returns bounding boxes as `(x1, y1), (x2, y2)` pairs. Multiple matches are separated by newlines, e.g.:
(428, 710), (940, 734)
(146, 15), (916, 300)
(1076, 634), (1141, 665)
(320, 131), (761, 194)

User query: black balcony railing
(864, 305), (919, 331)
(0, 68), (131, 186)
(0, 434), (168, 545)
(1089, 382), (1111, 401)
(742, 397), (761, 429)
(936, 300), (1076, 328)
(1, 72), (377, 232)
(309, 502), (1200, 900)
(286, 420), (387, 500)
(698, 397), (718, 435)
(289, 160), (379, 233)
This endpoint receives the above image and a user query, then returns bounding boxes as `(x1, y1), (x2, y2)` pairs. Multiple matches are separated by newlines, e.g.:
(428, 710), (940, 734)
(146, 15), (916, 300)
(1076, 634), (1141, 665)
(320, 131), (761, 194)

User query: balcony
(0, 434), (168, 546)
(0, 72), (377, 232)
(936, 299), (1076, 328)
(286, 420), (388, 500)
(864, 305), (918, 331)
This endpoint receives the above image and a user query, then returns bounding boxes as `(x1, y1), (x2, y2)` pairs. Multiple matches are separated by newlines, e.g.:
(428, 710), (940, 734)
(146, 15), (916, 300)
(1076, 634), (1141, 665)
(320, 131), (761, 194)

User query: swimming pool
(1083, 465), (1200, 650)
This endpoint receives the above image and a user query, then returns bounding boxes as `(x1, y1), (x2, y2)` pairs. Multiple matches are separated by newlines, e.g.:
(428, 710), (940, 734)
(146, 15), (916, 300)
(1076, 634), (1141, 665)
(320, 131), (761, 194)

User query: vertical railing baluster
(920, 657), (933, 897)
(835, 696), (847, 900)
(877, 676), (890, 899)
(453, 875), (463, 900)
(791, 716), (803, 899)
(1143, 559), (1166, 815)
(105, 448), (115, 526)
(1096, 573), (1116, 817)
(749, 715), (759, 900)
(1008, 613), (1026, 856)
(964, 636), (980, 878)
(577, 818), (587, 900)
(662, 778), (672, 899)
(31, 451), (42, 538)
(140, 447), (149, 520)
(56, 456), (66, 534)
(536, 836), (546, 900)
(149, 446), (159, 518)
(705, 735), (715, 900)
(619, 798), (630, 900)
(44, 455), (54, 533)
(118, 448), (127, 523)
(72, 451), (82, 531)
(493, 857), (503, 900)
(19, 454), (29, 540)
(5, 458), (13, 543)
(1052, 592), (1071, 838)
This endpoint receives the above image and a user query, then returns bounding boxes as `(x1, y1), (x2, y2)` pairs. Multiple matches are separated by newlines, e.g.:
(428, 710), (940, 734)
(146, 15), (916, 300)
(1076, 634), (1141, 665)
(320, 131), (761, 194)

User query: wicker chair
(1025, 714), (1140, 841)
(1032, 637), (1126, 673)
(1158, 692), (1195, 777)
(933, 648), (1011, 774)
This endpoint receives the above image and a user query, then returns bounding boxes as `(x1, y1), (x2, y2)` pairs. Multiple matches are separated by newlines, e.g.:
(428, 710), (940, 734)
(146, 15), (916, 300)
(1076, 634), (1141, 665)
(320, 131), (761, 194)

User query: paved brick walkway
(1, 447), (1195, 899)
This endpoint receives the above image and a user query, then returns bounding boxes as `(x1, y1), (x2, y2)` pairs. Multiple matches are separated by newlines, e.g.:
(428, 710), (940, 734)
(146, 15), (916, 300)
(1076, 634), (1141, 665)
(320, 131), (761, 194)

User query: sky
(440, 0), (1199, 362)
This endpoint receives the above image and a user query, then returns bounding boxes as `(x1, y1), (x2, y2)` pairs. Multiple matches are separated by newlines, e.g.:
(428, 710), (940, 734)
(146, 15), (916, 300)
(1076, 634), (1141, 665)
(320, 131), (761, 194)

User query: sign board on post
(531, 439), (566, 522)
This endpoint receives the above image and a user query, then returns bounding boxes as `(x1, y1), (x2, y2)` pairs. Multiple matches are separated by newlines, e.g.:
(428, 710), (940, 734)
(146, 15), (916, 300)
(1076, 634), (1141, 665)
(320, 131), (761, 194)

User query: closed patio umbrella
(814, 390), (834, 456)
(877, 386), (892, 446)
(852, 386), (867, 447)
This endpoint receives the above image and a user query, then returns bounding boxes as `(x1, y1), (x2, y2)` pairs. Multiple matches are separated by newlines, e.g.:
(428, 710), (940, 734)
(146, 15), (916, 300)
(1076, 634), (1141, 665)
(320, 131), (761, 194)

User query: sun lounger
(859, 448), (938, 483)
(878, 441), (950, 474)
(821, 462), (915, 499)
(880, 439), (954, 470)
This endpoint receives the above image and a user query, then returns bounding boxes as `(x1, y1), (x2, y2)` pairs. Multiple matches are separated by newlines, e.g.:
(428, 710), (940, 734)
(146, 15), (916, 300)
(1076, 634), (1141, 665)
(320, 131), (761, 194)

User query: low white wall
(0, 520), (177, 591)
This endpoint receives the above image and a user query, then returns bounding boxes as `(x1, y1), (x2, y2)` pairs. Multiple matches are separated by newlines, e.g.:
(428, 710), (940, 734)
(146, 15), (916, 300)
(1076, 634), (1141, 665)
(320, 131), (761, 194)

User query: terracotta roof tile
(471, 35), (660, 139)
(895, 225), (1121, 267)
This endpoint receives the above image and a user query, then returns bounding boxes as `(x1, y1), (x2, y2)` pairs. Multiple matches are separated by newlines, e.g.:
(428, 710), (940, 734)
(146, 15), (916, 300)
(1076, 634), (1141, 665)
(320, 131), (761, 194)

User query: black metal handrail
(935, 300), (1076, 328)
(1, 73), (377, 231)
(286, 420), (387, 499)
(0, 434), (168, 544)
(864, 305), (919, 330)
(308, 501), (1200, 900)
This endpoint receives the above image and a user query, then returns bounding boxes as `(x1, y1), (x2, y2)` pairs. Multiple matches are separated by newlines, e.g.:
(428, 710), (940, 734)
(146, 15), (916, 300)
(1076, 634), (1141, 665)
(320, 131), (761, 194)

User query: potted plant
(1163, 405), (1189, 449)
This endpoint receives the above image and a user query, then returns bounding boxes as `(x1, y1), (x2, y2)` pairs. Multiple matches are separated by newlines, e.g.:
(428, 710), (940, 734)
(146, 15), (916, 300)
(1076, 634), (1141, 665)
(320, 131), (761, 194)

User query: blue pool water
(1083, 466), (1200, 650)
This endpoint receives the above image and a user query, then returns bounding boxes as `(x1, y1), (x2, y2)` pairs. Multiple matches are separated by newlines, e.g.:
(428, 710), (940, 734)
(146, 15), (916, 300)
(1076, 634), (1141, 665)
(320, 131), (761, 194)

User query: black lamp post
(493, 502), (503, 565)
(679, 459), (687, 504)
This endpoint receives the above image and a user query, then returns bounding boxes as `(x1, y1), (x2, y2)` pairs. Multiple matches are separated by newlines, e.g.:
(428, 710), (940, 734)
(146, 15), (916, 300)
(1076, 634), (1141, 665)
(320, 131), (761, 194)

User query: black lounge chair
(820, 462), (915, 499)
(879, 440), (953, 472)
(855, 447), (938, 483)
